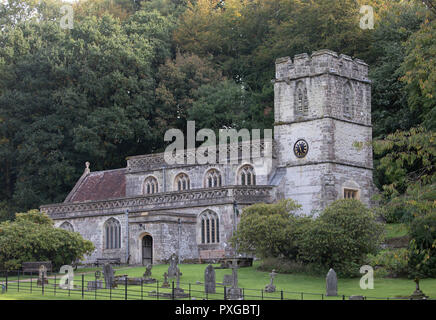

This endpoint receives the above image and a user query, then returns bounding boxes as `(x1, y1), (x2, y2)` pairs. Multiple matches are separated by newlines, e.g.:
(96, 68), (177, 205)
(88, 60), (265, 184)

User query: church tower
(273, 50), (374, 215)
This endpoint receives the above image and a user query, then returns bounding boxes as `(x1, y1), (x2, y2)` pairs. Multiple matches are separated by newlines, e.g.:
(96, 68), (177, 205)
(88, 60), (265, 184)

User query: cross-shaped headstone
(230, 259), (239, 289)
(269, 270), (277, 286)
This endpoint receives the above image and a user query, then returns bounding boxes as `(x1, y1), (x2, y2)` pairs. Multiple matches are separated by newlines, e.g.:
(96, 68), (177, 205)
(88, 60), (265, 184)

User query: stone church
(40, 50), (374, 266)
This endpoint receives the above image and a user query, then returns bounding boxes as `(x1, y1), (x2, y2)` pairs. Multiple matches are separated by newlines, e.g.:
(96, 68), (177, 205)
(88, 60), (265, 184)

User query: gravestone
(349, 295), (365, 300)
(87, 280), (103, 291)
(168, 254), (179, 278)
(326, 268), (338, 297)
(103, 264), (116, 289)
(264, 270), (277, 293)
(37, 265), (49, 286)
(225, 259), (243, 300)
(161, 272), (170, 288)
(143, 264), (153, 279)
(223, 275), (232, 286)
(204, 265), (216, 294)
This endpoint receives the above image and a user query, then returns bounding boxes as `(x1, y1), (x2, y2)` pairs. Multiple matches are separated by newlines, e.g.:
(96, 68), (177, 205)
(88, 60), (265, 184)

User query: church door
(142, 235), (153, 265)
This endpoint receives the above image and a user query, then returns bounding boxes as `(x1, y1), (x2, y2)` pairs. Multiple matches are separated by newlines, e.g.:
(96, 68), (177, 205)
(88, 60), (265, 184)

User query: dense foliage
(0, 0), (434, 215)
(235, 199), (384, 277)
(0, 210), (94, 270)
(408, 212), (436, 278)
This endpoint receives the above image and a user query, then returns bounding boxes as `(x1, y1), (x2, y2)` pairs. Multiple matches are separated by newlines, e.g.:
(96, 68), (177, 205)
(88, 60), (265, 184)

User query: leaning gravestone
(103, 264), (116, 289)
(326, 268), (338, 297)
(204, 265), (216, 294)
(168, 254), (179, 278)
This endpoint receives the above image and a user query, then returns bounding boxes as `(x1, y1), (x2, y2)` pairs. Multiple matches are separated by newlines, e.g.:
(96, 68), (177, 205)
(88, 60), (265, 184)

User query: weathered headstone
(168, 254), (179, 278)
(326, 268), (338, 297)
(162, 272), (170, 288)
(225, 259), (243, 300)
(143, 264), (153, 279)
(223, 274), (232, 286)
(349, 295), (365, 300)
(37, 265), (49, 286)
(87, 280), (103, 291)
(103, 264), (116, 289)
(264, 270), (277, 293)
(204, 265), (216, 294)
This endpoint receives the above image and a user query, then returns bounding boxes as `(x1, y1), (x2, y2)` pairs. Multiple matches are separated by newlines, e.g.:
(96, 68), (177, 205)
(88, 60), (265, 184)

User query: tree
(369, 1), (426, 138)
(233, 199), (309, 259)
(374, 127), (435, 200)
(155, 51), (224, 132)
(0, 210), (94, 270)
(408, 211), (436, 278)
(298, 200), (384, 276)
(401, 18), (436, 131)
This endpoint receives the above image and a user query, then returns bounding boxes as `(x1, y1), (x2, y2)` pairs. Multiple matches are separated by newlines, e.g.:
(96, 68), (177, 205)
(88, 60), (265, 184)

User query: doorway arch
(142, 235), (153, 265)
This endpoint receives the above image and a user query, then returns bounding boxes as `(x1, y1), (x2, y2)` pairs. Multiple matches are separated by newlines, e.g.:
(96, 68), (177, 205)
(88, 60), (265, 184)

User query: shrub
(367, 249), (409, 278)
(408, 211), (436, 278)
(233, 199), (311, 259)
(0, 210), (95, 271)
(298, 200), (385, 277)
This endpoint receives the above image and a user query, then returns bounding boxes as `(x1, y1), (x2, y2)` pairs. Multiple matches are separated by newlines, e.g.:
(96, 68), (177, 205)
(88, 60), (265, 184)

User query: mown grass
(385, 223), (409, 239)
(1, 262), (434, 300)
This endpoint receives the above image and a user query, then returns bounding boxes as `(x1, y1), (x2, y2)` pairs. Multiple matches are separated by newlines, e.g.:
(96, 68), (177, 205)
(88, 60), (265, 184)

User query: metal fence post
(17, 270), (20, 292)
(5, 271), (7, 292)
(81, 274), (84, 300)
(189, 283), (191, 300)
(125, 277), (128, 300)
(141, 279), (143, 300)
(261, 289), (263, 300)
(172, 281), (175, 300)
(110, 283), (112, 300)
(301, 292), (303, 300)
(30, 271), (32, 293)
(157, 280), (159, 301)
(42, 273), (45, 296)
(94, 274), (97, 300)
(281, 290), (283, 300)
(342, 295), (345, 300)
(224, 286), (227, 300)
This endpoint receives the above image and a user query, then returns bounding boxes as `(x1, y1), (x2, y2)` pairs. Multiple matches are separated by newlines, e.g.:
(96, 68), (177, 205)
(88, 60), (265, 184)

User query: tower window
(295, 81), (309, 116)
(344, 189), (358, 200)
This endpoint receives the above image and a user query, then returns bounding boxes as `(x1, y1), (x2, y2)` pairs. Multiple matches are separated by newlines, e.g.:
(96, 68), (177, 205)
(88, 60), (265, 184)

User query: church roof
(65, 168), (126, 203)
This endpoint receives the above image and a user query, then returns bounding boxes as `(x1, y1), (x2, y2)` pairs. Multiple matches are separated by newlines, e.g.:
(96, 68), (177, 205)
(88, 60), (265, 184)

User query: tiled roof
(66, 169), (126, 203)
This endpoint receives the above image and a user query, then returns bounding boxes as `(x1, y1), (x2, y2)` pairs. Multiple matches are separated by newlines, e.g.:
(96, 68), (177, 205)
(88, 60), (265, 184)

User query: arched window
(143, 176), (159, 195)
(204, 169), (223, 188)
(60, 221), (74, 232)
(200, 211), (220, 244)
(175, 173), (190, 191)
(295, 81), (309, 116)
(238, 165), (256, 186)
(343, 83), (353, 118)
(104, 218), (121, 249)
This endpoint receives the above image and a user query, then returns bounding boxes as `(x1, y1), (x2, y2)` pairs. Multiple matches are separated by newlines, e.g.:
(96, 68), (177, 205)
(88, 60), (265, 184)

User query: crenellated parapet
(275, 49), (370, 84)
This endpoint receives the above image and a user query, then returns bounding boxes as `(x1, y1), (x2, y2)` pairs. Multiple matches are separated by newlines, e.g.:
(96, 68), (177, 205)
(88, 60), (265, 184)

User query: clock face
(294, 139), (309, 158)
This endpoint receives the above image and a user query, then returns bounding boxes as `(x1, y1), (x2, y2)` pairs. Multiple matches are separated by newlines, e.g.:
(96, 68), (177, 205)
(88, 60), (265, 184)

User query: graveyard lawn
(1, 262), (435, 300)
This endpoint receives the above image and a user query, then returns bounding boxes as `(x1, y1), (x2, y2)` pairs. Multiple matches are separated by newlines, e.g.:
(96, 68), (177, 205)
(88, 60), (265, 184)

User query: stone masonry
(40, 50), (375, 265)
